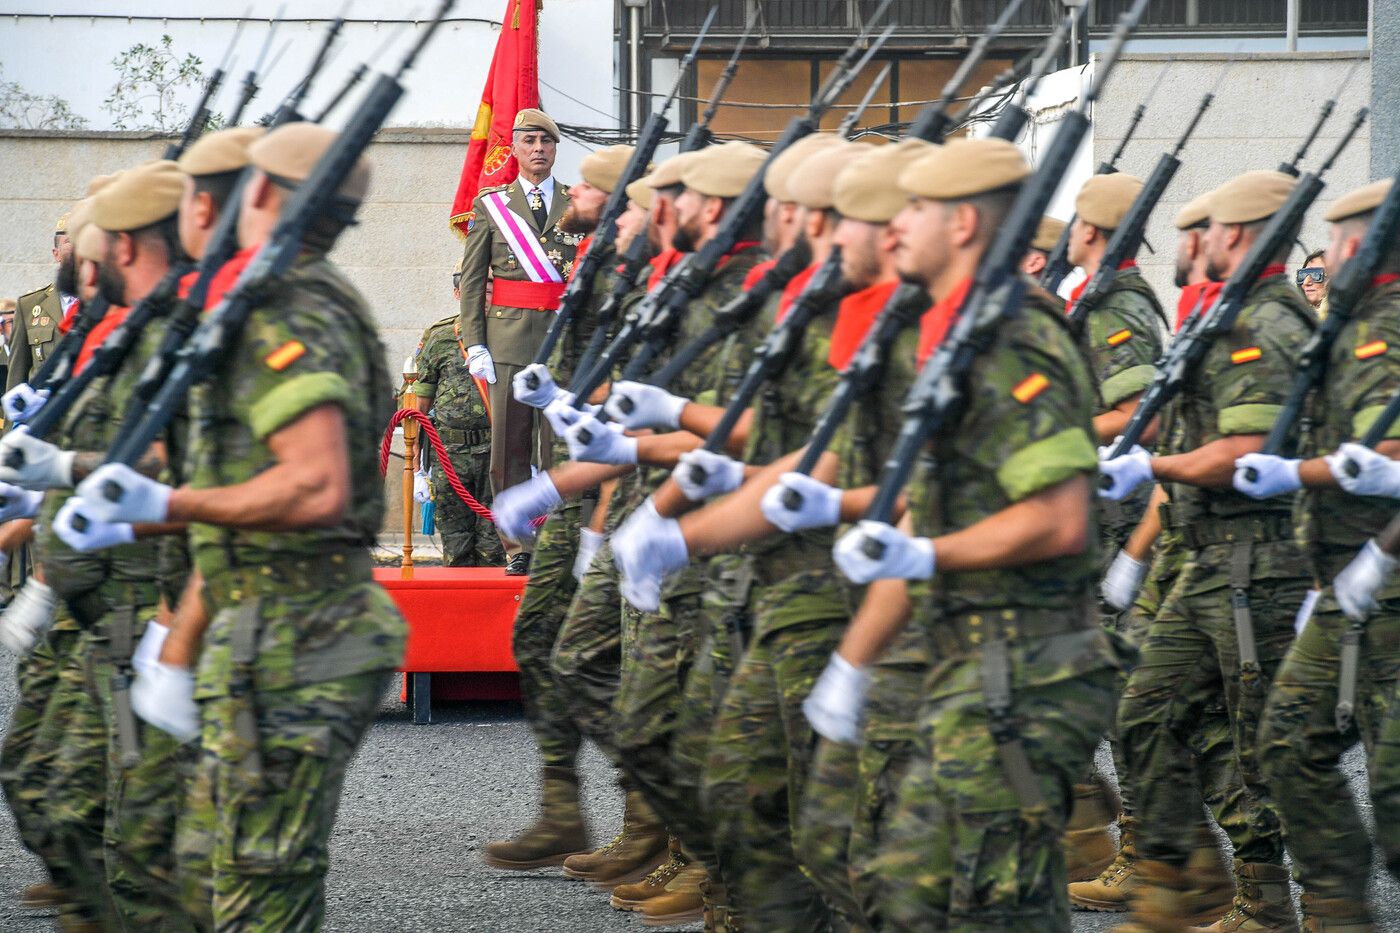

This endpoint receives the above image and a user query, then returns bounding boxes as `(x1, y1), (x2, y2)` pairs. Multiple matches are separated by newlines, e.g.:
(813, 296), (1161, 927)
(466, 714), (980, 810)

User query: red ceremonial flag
(449, 0), (543, 237)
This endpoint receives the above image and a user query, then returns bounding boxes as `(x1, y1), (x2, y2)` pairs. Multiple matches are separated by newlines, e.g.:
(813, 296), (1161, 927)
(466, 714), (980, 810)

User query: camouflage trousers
(872, 663), (1120, 931)
(177, 670), (390, 932)
(432, 446), (503, 567)
(512, 499), (582, 770)
(703, 571), (851, 932)
(1258, 591), (1400, 903)
(1117, 540), (1309, 867)
(551, 536), (625, 757)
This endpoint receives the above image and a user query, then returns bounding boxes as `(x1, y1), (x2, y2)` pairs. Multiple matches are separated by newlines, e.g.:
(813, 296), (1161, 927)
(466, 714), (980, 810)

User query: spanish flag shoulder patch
(1012, 373), (1049, 404)
(1107, 328), (1133, 347)
(1356, 340), (1388, 360)
(264, 340), (307, 372)
(1230, 346), (1262, 365)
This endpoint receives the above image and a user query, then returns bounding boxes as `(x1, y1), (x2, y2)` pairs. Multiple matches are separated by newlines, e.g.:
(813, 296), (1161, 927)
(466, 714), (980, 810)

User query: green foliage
(0, 65), (88, 130)
(103, 34), (208, 132)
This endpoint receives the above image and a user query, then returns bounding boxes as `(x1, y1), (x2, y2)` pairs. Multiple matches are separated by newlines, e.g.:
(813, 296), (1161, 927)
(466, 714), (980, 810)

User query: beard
(1205, 257), (1226, 282)
(55, 252), (78, 296)
(96, 263), (127, 306)
(559, 203), (599, 236)
(1174, 263), (1190, 289)
(671, 223), (698, 254)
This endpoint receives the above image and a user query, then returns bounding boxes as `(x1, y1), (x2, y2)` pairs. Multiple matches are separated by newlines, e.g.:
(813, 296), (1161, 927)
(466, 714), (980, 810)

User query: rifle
(682, 5), (757, 152)
(163, 46), (233, 160)
(686, 246), (852, 488)
(257, 11), (346, 125)
(1039, 61), (1172, 293)
(568, 9), (897, 417)
(838, 62), (891, 139)
(854, 0), (1149, 548)
(90, 0), (456, 500)
(9, 296), (113, 418)
(1067, 65), (1227, 331)
(524, 5), (719, 380)
(567, 236), (656, 388)
(1104, 105), (1370, 465)
(226, 8), (285, 125)
(986, 2), (1085, 142)
(1279, 60), (1360, 177)
(906, 0), (1025, 143)
(316, 20), (417, 124)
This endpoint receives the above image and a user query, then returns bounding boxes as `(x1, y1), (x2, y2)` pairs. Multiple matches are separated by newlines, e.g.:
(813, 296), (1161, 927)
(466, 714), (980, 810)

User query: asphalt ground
(0, 661), (1397, 931)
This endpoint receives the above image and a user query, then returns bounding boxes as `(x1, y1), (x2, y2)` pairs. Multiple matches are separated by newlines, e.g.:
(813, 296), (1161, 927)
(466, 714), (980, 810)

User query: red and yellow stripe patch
(1356, 340), (1388, 360)
(1012, 373), (1049, 404)
(1106, 328), (1133, 347)
(1230, 346), (1262, 365)
(264, 340), (306, 371)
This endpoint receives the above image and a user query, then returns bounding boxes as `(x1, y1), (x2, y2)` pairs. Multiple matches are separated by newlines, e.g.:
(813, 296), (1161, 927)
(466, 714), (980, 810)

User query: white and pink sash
(480, 189), (564, 284)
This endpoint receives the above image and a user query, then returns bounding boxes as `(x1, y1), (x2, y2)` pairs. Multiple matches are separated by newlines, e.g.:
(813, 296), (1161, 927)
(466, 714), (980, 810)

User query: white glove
(573, 528), (604, 582)
(602, 381), (689, 431)
(1333, 539), (1398, 622)
(2, 384), (49, 424)
(0, 579), (57, 655)
(53, 498), (135, 552)
(673, 449), (744, 502)
(760, 472), (843, 533)
(1327, 443), (1400, 499)
(1097, 445), (1153, 501)
(512, 364), (564, 409)
(413, 470), (431, 503)
(564, 414), (637, 465)
(543, 395), (600, 435)
(833, 520), (936, 585)
(802, 653), (871, 745)
(72, 463), (172, 524)
(130, 662), (200, 743)
(131, 620), (170, 678)
(1232, 453), (1302, 500)
(0, 427), (75, 490)
(465, 344), (496, 384)
(492, 473), (561, 543)
(611, 498), (690, 612)
(1101, 550), (1149, 611)
(0, 482), (43, 522)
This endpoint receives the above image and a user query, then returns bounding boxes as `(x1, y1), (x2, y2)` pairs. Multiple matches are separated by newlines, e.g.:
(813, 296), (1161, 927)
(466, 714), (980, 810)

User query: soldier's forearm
(1094, 395), (1155, 447)
(71, 443), (165, 483)
(158, 568), (209, 669)
(635, 430), (704, 469)
(1123, 484), (1166, 560)
(549, 460), (633, 498)
(680, 450), (805, 553)
(1151, 434), (1264, 489)
(836, 577), (912, 669)
(932, 475), (1091, 572)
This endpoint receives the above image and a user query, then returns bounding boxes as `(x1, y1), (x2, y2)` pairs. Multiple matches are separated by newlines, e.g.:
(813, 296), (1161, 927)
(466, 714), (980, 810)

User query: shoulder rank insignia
(1356, 340), (1388, 360)
(1012, 373), (1049, 404)
(1230, 346), (1262, 365)
(1107, 328), (1132, 347)
(264, 340), (306, 371)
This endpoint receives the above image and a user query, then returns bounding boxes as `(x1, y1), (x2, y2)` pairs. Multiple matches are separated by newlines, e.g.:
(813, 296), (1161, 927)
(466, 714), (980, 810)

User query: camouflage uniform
(1117, 273), (1316, 872)
(412, 316), (502, 567)
(1258, 279), (1400, 912)
(175, 254), (405, 930)
(869, 286), (1128, 929)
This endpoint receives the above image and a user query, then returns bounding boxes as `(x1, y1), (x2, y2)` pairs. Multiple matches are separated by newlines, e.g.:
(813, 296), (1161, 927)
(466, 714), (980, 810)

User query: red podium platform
(375, 567), (525, 723)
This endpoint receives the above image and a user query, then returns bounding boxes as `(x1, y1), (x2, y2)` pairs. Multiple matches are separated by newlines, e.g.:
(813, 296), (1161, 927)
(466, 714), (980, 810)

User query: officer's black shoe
(505, 553), (532, 576)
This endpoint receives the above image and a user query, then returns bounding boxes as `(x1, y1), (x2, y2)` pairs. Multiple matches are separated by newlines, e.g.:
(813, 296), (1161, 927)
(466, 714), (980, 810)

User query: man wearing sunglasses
(1297, 249), (1329, 315)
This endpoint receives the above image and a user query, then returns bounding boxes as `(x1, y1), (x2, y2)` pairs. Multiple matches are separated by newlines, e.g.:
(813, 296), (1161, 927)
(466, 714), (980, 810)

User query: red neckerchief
(743, 257), (777, 292)
(205, 247), (258, 310)
(829, 280), (898, 371)
(916, 278), (972, 367)
(56, 300), (83, 335)
(568, 236), (593, 282)
(1259, 263), (1287, 281)
(1065, 259), (1137, 316)
(718, 241), (761, 273)
(176, 269), (200, 301)
(775, 263), (820, 324)
(1374, 273), (1400, 288)
(74, 305), (129, 375)
(647, 248), (683, 292)
(1175, 280), (1224, 330)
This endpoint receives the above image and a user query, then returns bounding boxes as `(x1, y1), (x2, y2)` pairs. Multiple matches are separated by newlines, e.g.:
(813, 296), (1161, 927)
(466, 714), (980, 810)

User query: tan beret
(513, 107), (560, 142)
(788, 142), (874, 211)
(250, 122), (370, 202)
(899, 137), (1030, 201)
(178, 126), (265, 177)
(91, 160), (184, 232)
(646, 151), (703, 190)
(579, 145), (643, 194)
(75, 223), (107, 263)
(55, 211), (70, 235)
(832, 140), (932, 223)
(1174, 193), (1213, 231)
(1325, 178), (1392, 223)
(764, 133), (842, 202)
(626, 178), (654, 211)
(1210, 170), (1296, 225)
(681, 141), (767, 199)
(1076, 173), (1143, 230)
(86, 174), (115, 197)
(1030, 215), (1066, 252)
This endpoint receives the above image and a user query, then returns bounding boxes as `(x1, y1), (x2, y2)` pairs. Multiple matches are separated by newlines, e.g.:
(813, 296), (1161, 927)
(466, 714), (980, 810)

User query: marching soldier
(1023, 214), (1066, 278)
(457, 108), (579, 574)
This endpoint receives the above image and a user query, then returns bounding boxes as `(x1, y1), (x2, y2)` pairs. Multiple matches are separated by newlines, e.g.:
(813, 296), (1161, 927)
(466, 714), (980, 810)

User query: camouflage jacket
(551, 241), (620, 388)
(1080, 268), (1168, 411)
(413, 316), (490, 449)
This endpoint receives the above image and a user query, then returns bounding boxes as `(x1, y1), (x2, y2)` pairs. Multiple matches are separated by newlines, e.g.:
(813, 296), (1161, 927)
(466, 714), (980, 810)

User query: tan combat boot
(1112, 859), (1191, 933)
(1064, 777), (1119, 883)
(561, 789), (668, 888)
(482, 765), (590, 869)
(1070, 817), (1139, 911)
(1189, 861), (1298, 932)
(610, 838), (687, 911)
(1182, 825), (1236, 925)
(1299, 893), (1375, 932)
(640, 862), (708, 926)
(20, 881), (64, 909)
